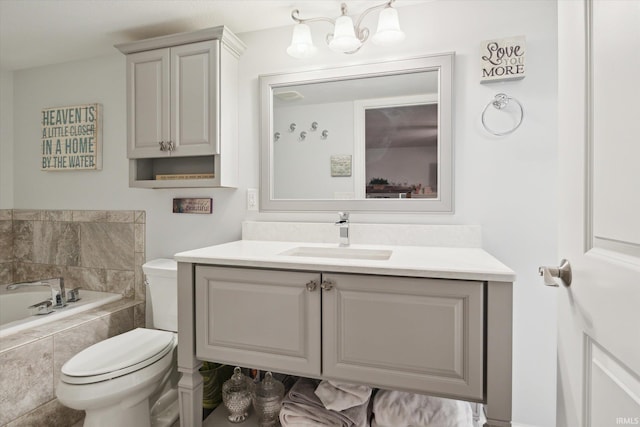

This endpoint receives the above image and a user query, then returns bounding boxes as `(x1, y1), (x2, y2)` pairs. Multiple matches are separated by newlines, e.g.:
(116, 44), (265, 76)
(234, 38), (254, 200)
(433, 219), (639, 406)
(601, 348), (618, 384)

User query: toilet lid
(61, 328), (176, 383)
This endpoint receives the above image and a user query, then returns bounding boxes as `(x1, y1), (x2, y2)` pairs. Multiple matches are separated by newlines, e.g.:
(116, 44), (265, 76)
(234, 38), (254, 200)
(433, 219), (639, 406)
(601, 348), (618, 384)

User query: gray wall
(0, 71), (14, 209)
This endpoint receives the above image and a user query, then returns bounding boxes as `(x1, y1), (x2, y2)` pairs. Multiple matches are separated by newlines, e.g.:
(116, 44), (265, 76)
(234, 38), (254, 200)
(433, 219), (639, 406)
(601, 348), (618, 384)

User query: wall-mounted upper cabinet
(116, 26), (245, 188)
(125, 41), (219, 158)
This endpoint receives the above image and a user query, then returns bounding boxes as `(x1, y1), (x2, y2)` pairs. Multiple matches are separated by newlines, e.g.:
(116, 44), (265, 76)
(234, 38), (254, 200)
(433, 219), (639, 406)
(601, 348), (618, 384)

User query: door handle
(538, 259), (572, 287)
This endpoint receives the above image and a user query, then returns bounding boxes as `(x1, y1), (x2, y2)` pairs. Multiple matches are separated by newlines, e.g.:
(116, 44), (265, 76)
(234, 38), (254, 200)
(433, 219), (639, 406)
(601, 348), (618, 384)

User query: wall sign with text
(41, 103), (102, 171)
(172, 198), (213, 214)
(480, 36), (526, 83)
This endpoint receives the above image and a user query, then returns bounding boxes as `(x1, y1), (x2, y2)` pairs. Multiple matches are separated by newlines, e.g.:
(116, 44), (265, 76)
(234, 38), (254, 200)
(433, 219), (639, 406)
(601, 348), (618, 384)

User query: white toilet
(56, 259), (180, 427)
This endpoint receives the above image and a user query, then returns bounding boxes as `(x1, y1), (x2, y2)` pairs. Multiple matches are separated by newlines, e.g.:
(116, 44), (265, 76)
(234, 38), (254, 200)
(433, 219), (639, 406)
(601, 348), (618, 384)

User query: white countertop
(174, 240), (516, 282)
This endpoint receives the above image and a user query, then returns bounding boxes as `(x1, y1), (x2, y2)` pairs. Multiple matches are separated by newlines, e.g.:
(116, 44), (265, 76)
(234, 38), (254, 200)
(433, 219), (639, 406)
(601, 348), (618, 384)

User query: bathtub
(0, 287), (122, 338)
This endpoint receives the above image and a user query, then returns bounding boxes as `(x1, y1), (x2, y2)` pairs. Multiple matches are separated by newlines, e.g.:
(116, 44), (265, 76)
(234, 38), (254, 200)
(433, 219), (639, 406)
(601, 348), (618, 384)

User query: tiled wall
(0, 210), (12, 285)
(0, 299), (141, 426)
(9, 209), (146, 304)
(0, 209), (146, 427)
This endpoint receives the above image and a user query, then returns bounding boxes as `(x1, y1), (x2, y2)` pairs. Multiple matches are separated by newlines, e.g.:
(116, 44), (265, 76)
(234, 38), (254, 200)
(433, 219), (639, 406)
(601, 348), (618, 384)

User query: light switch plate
(247, 188), (258, 211)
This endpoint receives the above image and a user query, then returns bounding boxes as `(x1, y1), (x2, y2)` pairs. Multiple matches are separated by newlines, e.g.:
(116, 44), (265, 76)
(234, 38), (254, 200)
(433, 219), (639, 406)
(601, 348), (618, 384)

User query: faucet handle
(28, 299), (53, 315)
(66, 288), (81, 302)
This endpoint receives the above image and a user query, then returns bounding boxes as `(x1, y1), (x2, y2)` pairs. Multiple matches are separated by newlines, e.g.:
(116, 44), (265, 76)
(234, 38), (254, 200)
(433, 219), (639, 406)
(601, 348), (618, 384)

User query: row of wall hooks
(275, 122), (329, 141)
(481, 93), (524, 136)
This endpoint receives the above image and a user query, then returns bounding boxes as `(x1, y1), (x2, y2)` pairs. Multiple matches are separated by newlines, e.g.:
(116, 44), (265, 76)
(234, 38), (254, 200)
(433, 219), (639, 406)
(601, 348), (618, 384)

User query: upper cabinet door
(127, 48), (170, 158)
(171, 41), (220, 156)
(127, 41), (219, 159)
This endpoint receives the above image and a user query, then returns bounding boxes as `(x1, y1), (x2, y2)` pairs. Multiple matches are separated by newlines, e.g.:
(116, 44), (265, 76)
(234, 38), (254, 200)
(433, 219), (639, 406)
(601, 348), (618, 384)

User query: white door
(556, 1), (640, 426)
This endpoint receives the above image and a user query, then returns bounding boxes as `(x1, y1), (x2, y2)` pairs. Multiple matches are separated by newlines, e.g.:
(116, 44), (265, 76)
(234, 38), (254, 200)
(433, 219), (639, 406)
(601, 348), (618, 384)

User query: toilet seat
(61, 328), (176, 385)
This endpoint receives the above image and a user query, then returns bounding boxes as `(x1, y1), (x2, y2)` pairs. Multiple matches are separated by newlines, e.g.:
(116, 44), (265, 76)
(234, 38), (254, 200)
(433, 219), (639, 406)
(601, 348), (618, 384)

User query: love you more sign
(480, 36), (526, 83)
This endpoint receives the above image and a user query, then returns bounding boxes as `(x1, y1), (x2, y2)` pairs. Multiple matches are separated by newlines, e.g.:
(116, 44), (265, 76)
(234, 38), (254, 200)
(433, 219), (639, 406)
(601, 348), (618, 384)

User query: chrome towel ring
(481, 93), (524, 136)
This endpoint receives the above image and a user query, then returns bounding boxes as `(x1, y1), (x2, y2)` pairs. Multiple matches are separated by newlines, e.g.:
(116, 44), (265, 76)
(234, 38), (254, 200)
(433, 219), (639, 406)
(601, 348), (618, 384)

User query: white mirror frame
(260, 53), (454, 213)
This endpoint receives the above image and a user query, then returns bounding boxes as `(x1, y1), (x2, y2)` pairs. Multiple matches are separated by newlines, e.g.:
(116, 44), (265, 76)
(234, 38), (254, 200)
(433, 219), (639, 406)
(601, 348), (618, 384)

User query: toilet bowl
(56, 259), (179, 427)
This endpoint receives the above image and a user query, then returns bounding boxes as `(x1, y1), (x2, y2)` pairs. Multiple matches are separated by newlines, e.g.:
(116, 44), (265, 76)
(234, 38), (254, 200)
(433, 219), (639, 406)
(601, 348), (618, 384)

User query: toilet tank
(143, 258), (178, 332)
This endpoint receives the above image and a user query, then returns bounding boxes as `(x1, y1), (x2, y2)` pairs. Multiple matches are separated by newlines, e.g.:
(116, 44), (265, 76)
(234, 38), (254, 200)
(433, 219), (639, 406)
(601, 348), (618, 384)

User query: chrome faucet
(7, 277), (66, 308)
(335, 212), (350, 247)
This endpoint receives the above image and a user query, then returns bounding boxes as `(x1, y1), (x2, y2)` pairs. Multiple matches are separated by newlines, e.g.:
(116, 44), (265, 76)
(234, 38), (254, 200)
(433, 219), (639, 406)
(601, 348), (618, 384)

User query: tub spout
(7, 278), (66, 308)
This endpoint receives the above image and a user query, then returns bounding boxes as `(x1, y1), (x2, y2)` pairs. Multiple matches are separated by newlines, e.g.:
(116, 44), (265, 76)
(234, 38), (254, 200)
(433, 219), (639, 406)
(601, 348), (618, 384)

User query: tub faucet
(335, 212), (350, 247)
(7, 277), (66, 308)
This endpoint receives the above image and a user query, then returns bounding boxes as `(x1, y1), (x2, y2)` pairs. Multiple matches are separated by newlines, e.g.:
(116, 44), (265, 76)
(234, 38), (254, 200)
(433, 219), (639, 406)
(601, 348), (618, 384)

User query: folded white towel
(373, 390), (473, 427)
(315, 380), (373, 411)
(280, 378), (369, 427)
(280, 402), (351, 426)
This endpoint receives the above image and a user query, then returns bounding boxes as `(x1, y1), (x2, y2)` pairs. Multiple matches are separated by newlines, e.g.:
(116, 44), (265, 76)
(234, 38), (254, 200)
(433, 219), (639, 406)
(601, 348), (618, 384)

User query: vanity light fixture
(286, 0), (405, 58)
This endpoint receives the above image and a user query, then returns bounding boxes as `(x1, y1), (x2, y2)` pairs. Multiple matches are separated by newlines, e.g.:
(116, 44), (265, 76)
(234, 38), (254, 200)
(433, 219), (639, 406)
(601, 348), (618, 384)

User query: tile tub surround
(9, 209), (146, 302)
(1, 209), (147, 427)
(0, 298), (144, 426)
(0, 209), (12, 286)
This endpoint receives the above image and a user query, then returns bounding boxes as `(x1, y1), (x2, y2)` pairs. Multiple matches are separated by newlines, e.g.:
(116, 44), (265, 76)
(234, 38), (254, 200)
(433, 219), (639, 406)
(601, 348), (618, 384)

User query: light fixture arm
(352, 0), (395, 42)
(291, 9), (335, 26)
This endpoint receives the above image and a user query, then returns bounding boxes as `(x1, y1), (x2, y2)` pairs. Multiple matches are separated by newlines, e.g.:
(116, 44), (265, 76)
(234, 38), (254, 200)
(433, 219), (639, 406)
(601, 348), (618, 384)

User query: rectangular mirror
(260, 53), (453, 212)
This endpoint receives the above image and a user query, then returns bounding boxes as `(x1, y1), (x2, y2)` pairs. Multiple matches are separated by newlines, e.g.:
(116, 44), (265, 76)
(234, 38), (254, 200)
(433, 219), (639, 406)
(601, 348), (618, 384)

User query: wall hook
(289, 123), (296, 132)
(299, 131), (307, 141)
(274, 132), (281, 142)
(310, 121), (318, 131)
(321, 130), (329, 140)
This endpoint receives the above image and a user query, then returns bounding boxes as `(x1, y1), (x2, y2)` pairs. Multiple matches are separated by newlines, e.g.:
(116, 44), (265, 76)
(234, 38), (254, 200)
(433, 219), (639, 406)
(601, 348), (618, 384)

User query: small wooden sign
(173, 198), (213, 214)
(41, 104), (102, 171)
(480, 36), (526, 83)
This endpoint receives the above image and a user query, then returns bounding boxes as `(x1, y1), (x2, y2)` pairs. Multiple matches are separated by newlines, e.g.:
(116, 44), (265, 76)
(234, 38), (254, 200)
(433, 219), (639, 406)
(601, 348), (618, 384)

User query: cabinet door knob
(159, 141), (175, 152)
(306, 280), (318, 292)
(321, 280), (334, 291)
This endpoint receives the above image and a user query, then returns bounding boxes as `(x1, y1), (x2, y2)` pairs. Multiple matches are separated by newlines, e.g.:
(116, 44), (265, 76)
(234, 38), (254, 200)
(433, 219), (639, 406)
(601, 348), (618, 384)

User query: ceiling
(0, 0), (431, 71)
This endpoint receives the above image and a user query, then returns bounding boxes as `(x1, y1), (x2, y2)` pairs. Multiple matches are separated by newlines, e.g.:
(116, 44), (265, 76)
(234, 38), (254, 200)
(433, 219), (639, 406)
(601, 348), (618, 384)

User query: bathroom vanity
(174, 224), (515, 427)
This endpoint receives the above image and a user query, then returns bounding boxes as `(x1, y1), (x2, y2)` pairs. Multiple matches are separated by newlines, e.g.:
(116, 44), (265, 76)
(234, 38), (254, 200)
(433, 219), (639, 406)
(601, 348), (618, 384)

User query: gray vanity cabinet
(194, 266), (484, 401)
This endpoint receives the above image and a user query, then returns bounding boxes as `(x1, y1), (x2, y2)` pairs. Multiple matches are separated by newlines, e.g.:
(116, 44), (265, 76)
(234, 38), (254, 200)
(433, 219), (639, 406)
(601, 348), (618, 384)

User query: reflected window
(365, 103), (438, 199)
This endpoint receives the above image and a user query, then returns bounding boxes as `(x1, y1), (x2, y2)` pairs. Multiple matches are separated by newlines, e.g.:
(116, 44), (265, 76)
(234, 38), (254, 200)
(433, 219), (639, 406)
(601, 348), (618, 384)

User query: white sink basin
(279, 246), (392, 261)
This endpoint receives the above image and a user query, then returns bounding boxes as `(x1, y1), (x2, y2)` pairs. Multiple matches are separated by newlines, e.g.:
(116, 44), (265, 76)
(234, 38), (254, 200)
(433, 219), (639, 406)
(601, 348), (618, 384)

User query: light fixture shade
(287, 23), (317, 58)
(372, 7), (406, 46)
(328, 15), (361, 53)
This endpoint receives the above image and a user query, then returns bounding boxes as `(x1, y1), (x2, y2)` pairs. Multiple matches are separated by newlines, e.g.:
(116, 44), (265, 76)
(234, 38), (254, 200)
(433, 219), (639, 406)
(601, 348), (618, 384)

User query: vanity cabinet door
(322, 273), (484, 400)
(195, 266), (321, 377)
